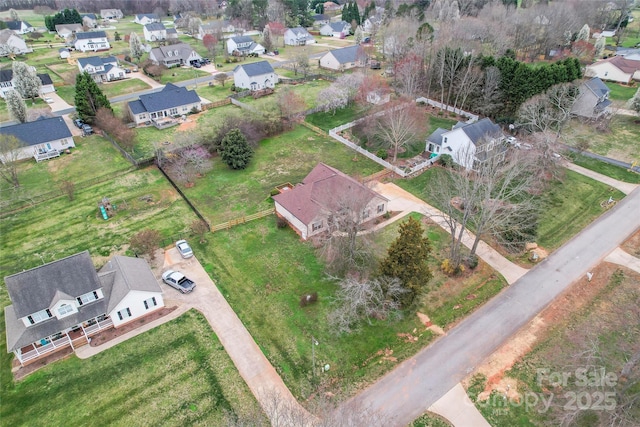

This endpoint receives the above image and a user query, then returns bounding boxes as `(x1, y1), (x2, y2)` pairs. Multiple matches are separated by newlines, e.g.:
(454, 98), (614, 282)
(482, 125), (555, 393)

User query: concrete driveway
(161, 248), (311, 424)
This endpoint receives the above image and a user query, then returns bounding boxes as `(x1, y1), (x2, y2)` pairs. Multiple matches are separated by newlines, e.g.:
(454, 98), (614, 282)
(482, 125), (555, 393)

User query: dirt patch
(621, 229), (640, 257)
(175, 112), (204, 132)
(463, 262), (618, 395)
(417, 312), (445, 335)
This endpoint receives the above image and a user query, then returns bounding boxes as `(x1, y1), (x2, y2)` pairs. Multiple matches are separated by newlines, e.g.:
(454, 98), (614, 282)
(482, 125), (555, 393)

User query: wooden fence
(211, 209), (275, 232)
(202, 98), (231, 110)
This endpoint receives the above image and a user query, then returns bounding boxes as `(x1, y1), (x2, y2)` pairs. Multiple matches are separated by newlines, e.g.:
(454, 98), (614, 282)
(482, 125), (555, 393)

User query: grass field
(306, 106), (369, 131)
(197, 212), (506, 400)
(566, 152), (640, 183)
(240, 79), (332, 111)
(0, 136), (198, 280)
(564, 115), (640, 164)
(604, 82), (638, 102)
(468, 267), (640, 426)
(180, 124), (383, 223)
(100, 78), (152, 98)
(0, 310), (265, 426)
(394, 166), (625, 252)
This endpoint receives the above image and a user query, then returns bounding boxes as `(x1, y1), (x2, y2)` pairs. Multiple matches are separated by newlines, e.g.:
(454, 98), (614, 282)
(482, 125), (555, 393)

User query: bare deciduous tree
(373, 100), (427, 162)
(328, 276), (408, 334)
(0, 134), (23, 187)
(130, 229), (161, 260)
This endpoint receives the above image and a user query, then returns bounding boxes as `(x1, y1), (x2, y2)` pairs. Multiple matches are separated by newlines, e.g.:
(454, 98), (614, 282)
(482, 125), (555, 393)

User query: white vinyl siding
(117, 308), (132, 321)
(28, 309), (52, 324)
(58, 304), (74, 317)
(143, 297), (157, 310)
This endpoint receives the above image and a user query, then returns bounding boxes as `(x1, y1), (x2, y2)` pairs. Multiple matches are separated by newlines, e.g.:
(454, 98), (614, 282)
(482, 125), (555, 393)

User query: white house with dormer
(233, 61), (278, 90)
(134, 14), (160, 25)
(425, 118), (506, 170)
(74, 31), (110, 52)
(226, 35), (265, 55)
(284, 27), (316, 46)
(77, 56), (126, 83)
(4, 251), (165, 366)
(143, 22), (167, 41)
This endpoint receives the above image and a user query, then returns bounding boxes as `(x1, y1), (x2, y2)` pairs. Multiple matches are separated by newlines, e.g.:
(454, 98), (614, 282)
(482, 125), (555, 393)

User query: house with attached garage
(82, 13), (99, 28)
(320, 21), (351, 38)
(0, 116), (75, 162)
(0, 29), (32, 56)
(0, 70), (55, 98)
(74, 31), (110, 52)
(319, 45), (364, 71)
(226, 35), (265, 55)
(273, 163), (389, 240)
(4, 251), (165, 366)
(127, 83), (201, 126)
(571, 77), (612, 119)
(284, 27), (316, 46)
(233, 60), (278, 90)
(5, 20), (33, 35)
(134, 13), (160, 25)
(585, 56), (640, 84)
(55, 23), (83, 39)
(143, 22), (167, 41)
(100, 9), (123, 20)
(77, 56), (126, 83)
(149, 43), (202, 68)
(425, 118), (506, 170)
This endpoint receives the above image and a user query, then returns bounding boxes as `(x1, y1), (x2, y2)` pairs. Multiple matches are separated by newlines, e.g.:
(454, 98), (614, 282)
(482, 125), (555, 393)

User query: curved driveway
(342, 186), (640, 425)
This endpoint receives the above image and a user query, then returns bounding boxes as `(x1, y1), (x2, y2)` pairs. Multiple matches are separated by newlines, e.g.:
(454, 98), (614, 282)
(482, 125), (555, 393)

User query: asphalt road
(344, 186), (640, 426)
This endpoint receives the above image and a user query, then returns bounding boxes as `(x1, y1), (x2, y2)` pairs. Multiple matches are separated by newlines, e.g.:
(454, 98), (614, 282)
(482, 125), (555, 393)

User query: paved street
(343, 186), (640, 425)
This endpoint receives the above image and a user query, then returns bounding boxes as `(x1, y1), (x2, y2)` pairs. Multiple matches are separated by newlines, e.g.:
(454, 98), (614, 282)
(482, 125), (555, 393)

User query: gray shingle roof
(230, 35), (254, 44)
(0, 69), (54, 86)
(426, 128), (447, 146)
(76, 31), (108, 40)
(77, 56), (117, 69)
(328, 45), (359, 64)
(150, 43), (198, 62)
(98, 256), (163, 313)
(128, 83), (200, 114)
(330, 21), (349, 32)
(235, 61), (274, 77)
(584, 77), (610, 98)
(145, 22), (166, 31)
(457, 118), (502, 145)
(0, 116), (72, 147)
(136, 13), (159, 20)
(5, 252), (100, 319)
(6, 21), (31, 31)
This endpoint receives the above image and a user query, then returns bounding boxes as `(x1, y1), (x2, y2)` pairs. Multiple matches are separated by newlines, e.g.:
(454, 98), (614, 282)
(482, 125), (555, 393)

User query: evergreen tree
(129, 32), (144, 62)
(353, 1), (361, 25)
(342, 2), (351, 23)
(219, 128), (253, 170)
(12, 61), (41, 101)
(379, 217), (432, 307)
(44, 8), (82, 31)
(5, 90), (27, 123)
(75, 72), (111, 123)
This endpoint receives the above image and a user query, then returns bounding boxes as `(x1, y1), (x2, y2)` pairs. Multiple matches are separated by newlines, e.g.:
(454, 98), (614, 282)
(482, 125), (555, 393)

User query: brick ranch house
(273, 163), (389, 240)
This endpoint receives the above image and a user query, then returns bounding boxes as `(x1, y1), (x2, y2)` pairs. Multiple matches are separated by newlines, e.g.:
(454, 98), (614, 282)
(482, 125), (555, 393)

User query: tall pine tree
(379, 216), (432, 307)
(75, 72), (111, 124)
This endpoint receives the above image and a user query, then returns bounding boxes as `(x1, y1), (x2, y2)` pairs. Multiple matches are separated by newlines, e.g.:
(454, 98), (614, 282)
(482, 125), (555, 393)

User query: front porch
(33, 149), (61, 162)
(14, 316), (114, 366)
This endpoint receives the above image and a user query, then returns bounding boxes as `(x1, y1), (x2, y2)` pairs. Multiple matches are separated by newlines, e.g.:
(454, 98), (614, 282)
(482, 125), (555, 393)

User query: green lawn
(197, 212), (505, 401)
(428, 116), (458, 134)
(564, 115), (640, 164)
(604, 82), (638, 102)
(240, 79), (332, 111)
(394, 167), (625, 252)
(0, 310), (265, 426)
(306, 106), (368, 131)
(160, 67), (210, 85)
(567, 152), (640, 183)
(195, 83), (235, 102)
(100, 79), (152, 98)
(180, 124), (383, 223)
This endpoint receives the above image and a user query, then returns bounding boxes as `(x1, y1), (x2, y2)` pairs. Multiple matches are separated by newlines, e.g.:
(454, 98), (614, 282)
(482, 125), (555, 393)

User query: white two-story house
(226, 35), (265, 55)
(233, 61), (278, 90)
(74, 31), (110, 52)
(4, 251), (165, 366)
(426, 118), (506, 170)
(143, 22), (167, 41)
(77, 56), (126, 83)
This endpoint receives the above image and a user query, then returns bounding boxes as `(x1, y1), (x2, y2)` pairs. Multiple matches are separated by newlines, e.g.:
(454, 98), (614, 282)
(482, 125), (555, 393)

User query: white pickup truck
(161, 270), (196, 294)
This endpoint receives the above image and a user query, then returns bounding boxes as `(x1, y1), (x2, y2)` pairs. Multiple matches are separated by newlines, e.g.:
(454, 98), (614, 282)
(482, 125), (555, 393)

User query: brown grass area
(621, 229), (640, 257)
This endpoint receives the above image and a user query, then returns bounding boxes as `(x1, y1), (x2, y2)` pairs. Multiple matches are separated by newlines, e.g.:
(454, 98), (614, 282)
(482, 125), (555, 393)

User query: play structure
(98, 197), (117, 220)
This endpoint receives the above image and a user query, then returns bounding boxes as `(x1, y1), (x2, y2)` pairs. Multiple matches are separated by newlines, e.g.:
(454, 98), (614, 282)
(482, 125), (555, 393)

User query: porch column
(66, 330), (75, 351)
(14, 350), (24, 366)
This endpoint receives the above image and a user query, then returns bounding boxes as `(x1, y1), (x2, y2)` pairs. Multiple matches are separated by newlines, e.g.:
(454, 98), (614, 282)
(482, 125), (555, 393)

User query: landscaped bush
(376, 148), (388, 160)
(438, 154), (454, 168)
(465, 255), (479, 270)
(441, 258), (464, 275)
(276, 216), (288, 228)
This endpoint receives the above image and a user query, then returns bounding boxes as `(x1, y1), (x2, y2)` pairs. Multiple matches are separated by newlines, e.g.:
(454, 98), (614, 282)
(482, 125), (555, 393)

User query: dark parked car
(74, 118), (84, 128)
(82, 124), (93, 135)
(193, 62), (201, 68)
(162, 270), (196, 293)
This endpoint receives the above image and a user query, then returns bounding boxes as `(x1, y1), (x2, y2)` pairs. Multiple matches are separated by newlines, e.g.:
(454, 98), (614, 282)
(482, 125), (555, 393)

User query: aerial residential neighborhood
(1, 1), (639, 426)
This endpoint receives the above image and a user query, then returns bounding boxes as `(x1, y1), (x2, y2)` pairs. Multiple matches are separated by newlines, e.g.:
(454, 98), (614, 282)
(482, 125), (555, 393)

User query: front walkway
(604, 247), (640, 274)
(428, 383), (491, 427)
(370, 181), (529, 285)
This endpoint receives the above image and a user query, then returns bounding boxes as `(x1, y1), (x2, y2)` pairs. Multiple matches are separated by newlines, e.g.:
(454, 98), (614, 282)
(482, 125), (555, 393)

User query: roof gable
(328, 45), (360, 64)
(455, 118), (502, 145)
(273, 163), (387, 225)
(130, 82), (200, 113)
(583, 77), (609, 98)
(145, 22), (166, 31)
(98, 256), (162, 313)
(5, 251), (101, 318)
(235, 60), (274, 77)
